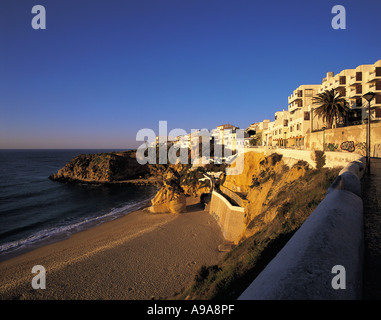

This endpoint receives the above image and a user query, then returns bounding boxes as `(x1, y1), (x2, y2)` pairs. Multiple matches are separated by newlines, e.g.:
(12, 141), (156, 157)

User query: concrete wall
(238, 157), (365, 300)
(209, 191), (246, 244)
(305, 122), (381, 157)
(219, 185), (249, 208)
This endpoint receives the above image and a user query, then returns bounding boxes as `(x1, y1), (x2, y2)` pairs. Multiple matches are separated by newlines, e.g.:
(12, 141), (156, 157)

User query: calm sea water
(0, 149), (158, 261)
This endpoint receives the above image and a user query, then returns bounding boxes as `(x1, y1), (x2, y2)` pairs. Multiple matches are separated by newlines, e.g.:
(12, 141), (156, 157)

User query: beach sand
(0, 197), (225, 300)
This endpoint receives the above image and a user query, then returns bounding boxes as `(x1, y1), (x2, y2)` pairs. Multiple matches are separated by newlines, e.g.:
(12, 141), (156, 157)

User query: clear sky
(1, 0), (380, 149)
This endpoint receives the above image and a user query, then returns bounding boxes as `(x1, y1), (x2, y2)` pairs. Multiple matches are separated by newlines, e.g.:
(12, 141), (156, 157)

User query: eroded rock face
(149, 187), (187, 214)
(217, 151), (311, 240)
(149, 167), (187, 214)
(49, 150), (150, 183)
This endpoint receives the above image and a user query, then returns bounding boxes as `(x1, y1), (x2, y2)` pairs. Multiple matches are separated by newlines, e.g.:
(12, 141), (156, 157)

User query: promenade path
(362, 158), (381, 299)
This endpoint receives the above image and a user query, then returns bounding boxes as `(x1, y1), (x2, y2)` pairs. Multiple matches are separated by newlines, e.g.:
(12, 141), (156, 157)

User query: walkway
(362, 158), (381, 299)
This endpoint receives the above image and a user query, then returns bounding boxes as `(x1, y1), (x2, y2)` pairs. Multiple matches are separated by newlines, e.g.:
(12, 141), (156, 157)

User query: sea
(0, 149), (158, 262)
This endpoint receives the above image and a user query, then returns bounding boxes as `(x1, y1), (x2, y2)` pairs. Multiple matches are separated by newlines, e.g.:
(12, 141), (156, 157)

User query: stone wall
(209, 191), (246, 244)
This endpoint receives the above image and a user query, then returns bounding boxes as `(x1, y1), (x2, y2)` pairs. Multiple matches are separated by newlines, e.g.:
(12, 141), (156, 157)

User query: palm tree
(312, 89), (349, 129)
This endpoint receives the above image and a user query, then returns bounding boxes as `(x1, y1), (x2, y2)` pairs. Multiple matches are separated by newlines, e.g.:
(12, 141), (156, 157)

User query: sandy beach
(0, 197), (225, 300)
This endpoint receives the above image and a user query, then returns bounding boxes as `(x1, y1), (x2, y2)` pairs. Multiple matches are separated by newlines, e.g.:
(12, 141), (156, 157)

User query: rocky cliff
(49, 149), (214, 214)
(223, 152), (310, 238)
(49, 150), (153, 183)
(177, 151), (342, 299)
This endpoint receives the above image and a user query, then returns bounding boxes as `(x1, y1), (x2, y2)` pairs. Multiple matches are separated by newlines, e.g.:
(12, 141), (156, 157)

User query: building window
(376, 81), (381, 90)
(356, 98), (362, 107)
(356, 85), (362, 94)
(339, 76), (346, 85)
(304, 112), (310, 120)
(356, 72), (362, 81)
(376, 67), (381, 77)
(283, 119), (288, 127)
(297, 90), (303, 97)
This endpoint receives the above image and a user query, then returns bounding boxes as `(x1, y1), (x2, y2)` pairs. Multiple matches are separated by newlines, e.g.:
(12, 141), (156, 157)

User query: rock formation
(49, 150), (151, 183)
(149, 167), (187, 214)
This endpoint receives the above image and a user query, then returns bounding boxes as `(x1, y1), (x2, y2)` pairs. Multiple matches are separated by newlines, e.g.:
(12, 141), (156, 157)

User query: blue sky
(1, 0), (380, 149)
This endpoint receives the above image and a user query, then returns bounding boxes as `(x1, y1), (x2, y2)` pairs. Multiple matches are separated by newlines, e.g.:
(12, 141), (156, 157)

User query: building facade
(264, 59), (381, 149)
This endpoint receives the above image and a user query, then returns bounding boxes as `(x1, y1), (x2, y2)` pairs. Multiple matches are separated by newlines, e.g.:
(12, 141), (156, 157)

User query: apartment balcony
(349, 98), (364, 109)
(348, 73), (363, 86)
(366, 68), (381, 83)
(376, 82), (381, 92)
(348, 85), (363, 98)
(288, 103), (296, 112)
(368, 81), (381, 94)
(288, 101), (303, 112)
(335, 76), (347, 87)
(374, 95), (381, 106)
(288, 92), (303, 104)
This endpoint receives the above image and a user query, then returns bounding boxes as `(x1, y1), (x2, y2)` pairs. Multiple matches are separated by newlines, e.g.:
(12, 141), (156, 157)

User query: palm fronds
(312, 89), (349, 128)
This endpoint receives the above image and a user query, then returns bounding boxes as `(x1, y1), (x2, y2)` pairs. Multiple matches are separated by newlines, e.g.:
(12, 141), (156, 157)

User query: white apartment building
(263, 121), (275, 146)
(271, 109), (289, 147)
(318, 60), (381, 122)
(213, 124), (237, 145)
(270, 59), (381, 148)
(287, 84), (322, 147)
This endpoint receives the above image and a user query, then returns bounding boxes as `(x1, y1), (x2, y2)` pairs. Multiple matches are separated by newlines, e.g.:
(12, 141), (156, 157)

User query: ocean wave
(0, 198), (151, 258)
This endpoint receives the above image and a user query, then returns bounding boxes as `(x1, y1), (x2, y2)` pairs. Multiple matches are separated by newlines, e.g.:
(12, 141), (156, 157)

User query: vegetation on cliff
(174, 153), (341, 300)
